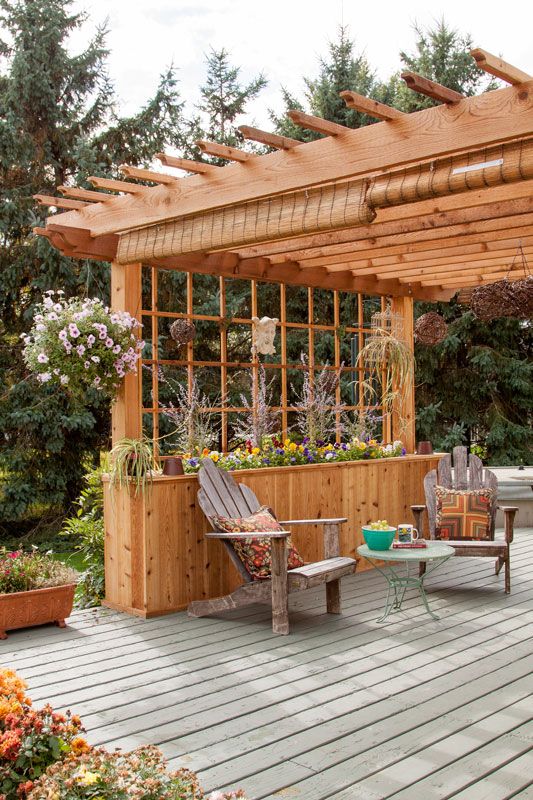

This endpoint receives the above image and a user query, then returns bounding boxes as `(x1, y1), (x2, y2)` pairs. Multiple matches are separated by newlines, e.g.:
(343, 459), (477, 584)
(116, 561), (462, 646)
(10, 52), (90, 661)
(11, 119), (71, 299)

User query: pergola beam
(46, 82), (533, 237)
(155, 153), (221, 174)
(58, 185), (112, 202)
(88, 176), (141, 193)
(119, 165), (178, 185)
(401, 71), (464, 104)
(340, 90), (405, 120)
(34, 194), (89, 210)
(422, 267), (530, 287)
(238, 125), (301, 150)
(196, 140), (252, 162)
(320, 224), (533, 273)
(286, 110), (349, 137)
(470, 48), (532, 85)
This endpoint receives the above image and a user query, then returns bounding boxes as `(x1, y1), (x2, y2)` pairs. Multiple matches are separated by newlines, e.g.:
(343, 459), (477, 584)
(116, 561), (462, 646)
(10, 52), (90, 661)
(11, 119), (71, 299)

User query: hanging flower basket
(169, 318), (196, 347)
(470, 244), (533, 321)
(414, 312), (448, 345)
(22, 291), (144, 398)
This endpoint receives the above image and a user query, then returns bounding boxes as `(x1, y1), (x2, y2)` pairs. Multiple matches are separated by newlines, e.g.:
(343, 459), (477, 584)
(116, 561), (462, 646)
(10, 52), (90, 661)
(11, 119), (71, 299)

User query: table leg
(368, 556), (452, 623)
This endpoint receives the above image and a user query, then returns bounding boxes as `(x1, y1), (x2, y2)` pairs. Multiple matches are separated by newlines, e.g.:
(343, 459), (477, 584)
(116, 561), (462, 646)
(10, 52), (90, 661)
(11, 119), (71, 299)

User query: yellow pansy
(358, 441), (367, 450)
(289, 442), (297, 452)
(251, 447), (260, 455)
(284, 438), (291, 447)
(210, 452), (219, 462)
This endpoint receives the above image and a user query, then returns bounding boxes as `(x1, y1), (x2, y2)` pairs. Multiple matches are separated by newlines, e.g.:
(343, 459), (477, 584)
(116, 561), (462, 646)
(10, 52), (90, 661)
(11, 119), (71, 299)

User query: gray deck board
(1, 529), (531, 800)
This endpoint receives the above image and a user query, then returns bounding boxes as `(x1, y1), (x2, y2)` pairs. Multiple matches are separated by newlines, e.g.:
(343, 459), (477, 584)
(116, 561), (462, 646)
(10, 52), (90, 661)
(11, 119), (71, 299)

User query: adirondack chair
(188, 458), (357, 634)
(412, 446), (518, 593)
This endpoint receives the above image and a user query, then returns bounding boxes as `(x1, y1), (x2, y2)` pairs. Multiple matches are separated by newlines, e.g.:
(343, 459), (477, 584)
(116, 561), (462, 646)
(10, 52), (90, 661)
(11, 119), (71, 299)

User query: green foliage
(194, 47), (267, 162)
(271, 26), (395, 139)
(395, 19), (498, 111)
(415, 300), (533, 465)
(109, 438), (157, 496)
(62, 467), (105, 608)
(0, 0), (184, 533)
(0, 547), (77, 593)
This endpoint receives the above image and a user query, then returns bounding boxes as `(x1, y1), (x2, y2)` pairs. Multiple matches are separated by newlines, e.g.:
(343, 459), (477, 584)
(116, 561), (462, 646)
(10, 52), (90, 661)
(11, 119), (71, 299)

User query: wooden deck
(3, 529), (532, 799)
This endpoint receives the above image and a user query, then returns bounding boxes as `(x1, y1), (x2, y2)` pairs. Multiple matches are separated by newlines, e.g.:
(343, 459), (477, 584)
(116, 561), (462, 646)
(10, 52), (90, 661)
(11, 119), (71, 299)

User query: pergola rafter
(34, 49), (533, 298)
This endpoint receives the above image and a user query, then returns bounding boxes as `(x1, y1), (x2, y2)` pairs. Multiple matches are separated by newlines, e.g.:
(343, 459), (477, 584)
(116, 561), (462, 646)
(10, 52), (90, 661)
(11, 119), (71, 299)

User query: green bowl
(362, 526), (397, 551)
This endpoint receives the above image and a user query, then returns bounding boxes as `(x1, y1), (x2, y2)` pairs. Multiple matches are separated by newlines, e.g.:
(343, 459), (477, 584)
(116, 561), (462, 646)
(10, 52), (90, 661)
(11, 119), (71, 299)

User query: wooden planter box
(103, 454), (442, 618)
(0, 584), (76, 639)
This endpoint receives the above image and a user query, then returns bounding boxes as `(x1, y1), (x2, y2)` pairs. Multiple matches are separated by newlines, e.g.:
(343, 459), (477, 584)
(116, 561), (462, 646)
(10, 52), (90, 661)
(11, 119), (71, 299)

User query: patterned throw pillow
(435, 486), (494, 541)
(212, 505), (305, 580)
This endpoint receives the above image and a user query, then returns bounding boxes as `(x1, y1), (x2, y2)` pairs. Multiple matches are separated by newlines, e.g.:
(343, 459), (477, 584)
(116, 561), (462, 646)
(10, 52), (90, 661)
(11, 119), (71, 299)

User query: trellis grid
(140, 267), (389, 457)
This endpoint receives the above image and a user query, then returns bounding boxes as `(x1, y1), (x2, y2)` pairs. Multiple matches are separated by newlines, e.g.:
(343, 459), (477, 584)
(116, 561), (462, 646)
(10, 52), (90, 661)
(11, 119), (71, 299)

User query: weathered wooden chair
(188, 458), (357, 634)
(412, 446), (517, 593)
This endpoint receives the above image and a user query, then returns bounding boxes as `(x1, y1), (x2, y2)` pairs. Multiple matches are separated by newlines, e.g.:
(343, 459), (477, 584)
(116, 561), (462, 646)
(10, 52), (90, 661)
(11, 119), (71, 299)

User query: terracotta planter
(0, 583), (76, 639)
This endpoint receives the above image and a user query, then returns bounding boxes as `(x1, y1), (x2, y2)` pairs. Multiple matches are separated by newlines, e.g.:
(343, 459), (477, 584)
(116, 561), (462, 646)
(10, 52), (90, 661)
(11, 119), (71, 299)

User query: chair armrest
(278, 518), (348, 526)
(205, 530), (290, 539)
(499, 506), (518, 544)
(411, 505), (427, 538)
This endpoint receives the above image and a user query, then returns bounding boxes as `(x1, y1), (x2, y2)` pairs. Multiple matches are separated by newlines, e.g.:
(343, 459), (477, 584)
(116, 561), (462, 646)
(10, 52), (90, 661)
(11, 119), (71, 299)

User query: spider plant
(109, 437), (158, 496)
(356, 331), (415, 436)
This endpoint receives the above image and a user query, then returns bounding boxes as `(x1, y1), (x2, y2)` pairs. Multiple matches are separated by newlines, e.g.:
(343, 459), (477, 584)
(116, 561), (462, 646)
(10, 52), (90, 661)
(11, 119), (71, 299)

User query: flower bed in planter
(0, 550), (78, 639)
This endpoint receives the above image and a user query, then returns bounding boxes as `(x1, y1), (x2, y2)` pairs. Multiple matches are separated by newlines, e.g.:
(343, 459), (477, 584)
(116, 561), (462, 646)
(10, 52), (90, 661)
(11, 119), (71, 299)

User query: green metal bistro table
(357, 541), (455, 622)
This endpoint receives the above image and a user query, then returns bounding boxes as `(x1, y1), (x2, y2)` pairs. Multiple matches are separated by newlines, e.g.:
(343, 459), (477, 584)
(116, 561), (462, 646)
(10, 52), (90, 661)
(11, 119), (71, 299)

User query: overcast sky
(70, 0), (533, 129)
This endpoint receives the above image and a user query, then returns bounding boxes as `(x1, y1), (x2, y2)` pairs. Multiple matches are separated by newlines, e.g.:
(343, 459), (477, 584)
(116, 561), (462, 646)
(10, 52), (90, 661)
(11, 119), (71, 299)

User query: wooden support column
(390, 296), (416, 453)
(111, 261), (143, 444)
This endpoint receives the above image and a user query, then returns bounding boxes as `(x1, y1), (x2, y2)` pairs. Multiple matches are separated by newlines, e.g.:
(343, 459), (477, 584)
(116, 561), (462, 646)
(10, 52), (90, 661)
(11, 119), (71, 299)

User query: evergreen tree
(415, 301), (532, 465)
(0, 0), (185, 533)
(395, 19), (498, 111)
(196, 47), (267, 159)
(271, 26), (390, 140)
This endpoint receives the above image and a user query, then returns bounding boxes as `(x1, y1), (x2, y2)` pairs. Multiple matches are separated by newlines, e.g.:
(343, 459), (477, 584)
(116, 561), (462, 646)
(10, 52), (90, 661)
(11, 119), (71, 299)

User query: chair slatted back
(425, 446), (498, 539)
(197, 458), (262, 583)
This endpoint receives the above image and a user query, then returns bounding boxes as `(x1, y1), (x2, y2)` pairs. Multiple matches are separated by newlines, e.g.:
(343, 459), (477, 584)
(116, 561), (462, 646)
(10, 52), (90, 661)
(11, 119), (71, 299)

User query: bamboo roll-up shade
(368, 138), (533, 208)
(116, 180), (375, 264)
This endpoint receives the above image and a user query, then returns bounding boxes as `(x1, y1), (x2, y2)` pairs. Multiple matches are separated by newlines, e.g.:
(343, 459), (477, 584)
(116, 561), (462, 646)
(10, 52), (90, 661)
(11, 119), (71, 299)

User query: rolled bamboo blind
(117, 137), (533, 264)
(117, 180), (376, 264)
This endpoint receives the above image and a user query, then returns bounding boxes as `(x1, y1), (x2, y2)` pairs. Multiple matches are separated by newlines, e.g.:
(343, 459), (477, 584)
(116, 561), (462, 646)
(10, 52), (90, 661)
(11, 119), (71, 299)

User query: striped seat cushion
(435, 486), (494, 541)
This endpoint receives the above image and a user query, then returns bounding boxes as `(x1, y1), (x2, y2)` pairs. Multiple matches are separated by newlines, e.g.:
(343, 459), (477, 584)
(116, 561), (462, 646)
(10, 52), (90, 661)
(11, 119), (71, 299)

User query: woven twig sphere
(470, 276), (533, 321)
(169, 319), (196, 347)
(414, 312), (448, 346)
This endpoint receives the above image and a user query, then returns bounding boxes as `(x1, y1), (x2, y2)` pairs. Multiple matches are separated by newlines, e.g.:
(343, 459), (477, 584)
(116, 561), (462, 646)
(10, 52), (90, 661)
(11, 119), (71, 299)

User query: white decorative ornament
(252, 316), (278, 355)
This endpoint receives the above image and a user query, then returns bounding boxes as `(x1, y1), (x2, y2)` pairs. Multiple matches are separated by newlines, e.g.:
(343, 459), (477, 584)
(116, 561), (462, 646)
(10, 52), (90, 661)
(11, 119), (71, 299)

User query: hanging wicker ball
(470, 276), (533, 321)
(169, 318), (196, 347)
(414, 312), (448, 346)
(510, 275), (533, 319)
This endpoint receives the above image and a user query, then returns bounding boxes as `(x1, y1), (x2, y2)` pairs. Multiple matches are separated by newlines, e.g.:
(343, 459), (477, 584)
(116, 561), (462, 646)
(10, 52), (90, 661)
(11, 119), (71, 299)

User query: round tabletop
(357, 541), (455, 562)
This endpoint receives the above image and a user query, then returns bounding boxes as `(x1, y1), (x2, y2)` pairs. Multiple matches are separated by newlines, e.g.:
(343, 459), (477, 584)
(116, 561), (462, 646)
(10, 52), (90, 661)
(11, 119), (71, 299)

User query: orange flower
(0, 729), (22, 760)
(71, 736), (91, 755)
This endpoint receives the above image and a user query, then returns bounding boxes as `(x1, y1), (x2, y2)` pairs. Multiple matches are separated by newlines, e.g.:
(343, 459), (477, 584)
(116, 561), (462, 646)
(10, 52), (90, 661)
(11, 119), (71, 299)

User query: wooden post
(390, 295), (416, 453)
(110, 261), (142, 444)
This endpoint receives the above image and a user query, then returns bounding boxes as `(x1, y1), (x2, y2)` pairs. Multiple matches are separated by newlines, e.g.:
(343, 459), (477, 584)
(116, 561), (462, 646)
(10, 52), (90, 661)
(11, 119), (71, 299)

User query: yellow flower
(77, 769), (100, 786)
(251, 447), (260, 455)
(289, 442), (297, 452)
(298, 444), (304, 452)
(284, 438), (291, 447)
(326, 443), (334, 450)
(210, 452), (219, 462)
(369, 439), (377, 446)
(358, 441), (367, 450)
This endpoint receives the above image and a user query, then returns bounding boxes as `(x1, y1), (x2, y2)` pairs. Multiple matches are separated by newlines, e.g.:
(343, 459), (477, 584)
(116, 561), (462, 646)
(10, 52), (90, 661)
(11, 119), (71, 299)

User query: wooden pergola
(35, 48), (533, 456)
(33, 49), (533, 618)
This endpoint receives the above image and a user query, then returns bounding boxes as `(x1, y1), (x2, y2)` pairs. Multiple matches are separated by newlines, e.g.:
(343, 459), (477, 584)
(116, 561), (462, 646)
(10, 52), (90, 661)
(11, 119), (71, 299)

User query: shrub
(62, 468), (105, 608)
(0, 669), (87, 800)
(0, 550), (77, 595)
(26, 747), (245, 800)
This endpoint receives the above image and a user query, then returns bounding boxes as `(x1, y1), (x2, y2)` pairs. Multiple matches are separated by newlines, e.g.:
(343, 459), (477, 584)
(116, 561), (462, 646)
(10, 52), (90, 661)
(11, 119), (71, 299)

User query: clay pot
(416, 441), (434, 455)
(0, 584), (76, 639)
(162, 457), (184, 476)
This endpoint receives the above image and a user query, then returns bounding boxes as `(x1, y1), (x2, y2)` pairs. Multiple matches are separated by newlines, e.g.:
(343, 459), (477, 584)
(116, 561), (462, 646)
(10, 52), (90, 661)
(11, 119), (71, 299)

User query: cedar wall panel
(103, 454), (441, 617)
